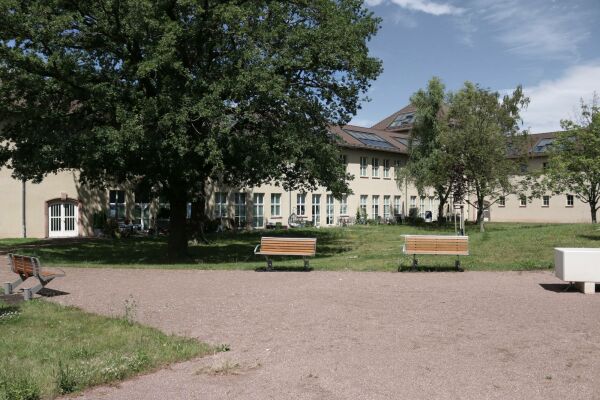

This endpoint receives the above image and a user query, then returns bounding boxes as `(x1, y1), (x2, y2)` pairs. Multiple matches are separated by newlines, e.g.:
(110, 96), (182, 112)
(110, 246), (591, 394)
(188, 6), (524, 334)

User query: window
(543, 162), (549, 170)
(419, 196), (425, 218)
(519, 195), (527, 207)
(542, 195), (550, 207)
(360, 195), (368, 217)
(360, 157), (368, 177)
(296, 193), (306, 215)
(312, 194), (321, 226)
(372, 158), (379, 177)
(271, 193), (281, 217)
(340, 195), (348, 215)
(109, 190), (126, 221)
(394, 196), (402, 216)
(566, 194), (574, 207)
(498, 196), (505, 207)
(253, 193), (264, 228)
(134, 189), (151, 229)
(410, 196), (416, 209)
(215, 192), (228, 218)
(234, 193), (246, 227)
(383, 196), (391, 220)
(326, 195), (334, 225)
(340, 154), (347, 165)
(383, 160), (390, 178)
(372, 195), (379, 218)
(429, 197), (434, 214)
(394, 160), (403, 169)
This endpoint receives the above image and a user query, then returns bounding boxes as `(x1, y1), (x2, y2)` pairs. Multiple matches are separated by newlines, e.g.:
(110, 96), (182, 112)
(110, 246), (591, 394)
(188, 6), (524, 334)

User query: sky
(350, 0), (600, 133)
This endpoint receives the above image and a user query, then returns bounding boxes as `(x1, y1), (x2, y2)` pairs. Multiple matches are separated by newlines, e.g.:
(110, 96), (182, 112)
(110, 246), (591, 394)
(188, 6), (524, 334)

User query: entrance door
(48, 202), (79, 238)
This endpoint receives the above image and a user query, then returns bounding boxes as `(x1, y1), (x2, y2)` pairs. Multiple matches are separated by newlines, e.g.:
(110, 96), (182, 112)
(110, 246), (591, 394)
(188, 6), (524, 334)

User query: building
(0, 106), (591, 239)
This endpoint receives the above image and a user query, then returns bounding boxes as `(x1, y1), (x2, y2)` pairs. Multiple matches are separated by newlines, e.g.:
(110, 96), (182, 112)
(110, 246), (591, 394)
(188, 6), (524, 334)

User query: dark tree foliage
(0, 0), (382, 257)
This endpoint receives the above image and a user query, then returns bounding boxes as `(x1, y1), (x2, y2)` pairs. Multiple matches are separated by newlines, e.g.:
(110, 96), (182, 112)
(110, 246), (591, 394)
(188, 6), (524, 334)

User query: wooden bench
(401, 235), (469, 272)
(254, 237), (316, 271)
(4, 254), (65, 300)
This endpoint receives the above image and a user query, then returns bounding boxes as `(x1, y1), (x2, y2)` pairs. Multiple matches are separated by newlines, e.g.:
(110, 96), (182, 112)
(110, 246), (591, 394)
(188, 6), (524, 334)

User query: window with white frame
(215, 192), (228, 218)
(394, 196), (402, 215)
(542, 195), (550, 207)
(410, 196), (416, 209)
(133, 189), (151, 229)
(519, 195), (527, 207)
(296, 193), (306, 215)
(566, 194), (574, 207)
(360, 157), (368, 177)
(271, 193), (281, 217)
(419, 196), (425, 217)
(234, 193), (246, 227)
(340, 195), (348, 215)
(109, 190), (126, 221)
(372, 158), (379, 177)
(429, 197), (434, 214)
(253, 193), (264, 228)
(360, 195), (368, 217)
(372, 195), (379, 218)
(312, 194), (321, 226)
(383, 160), (390, 178)
(383, 196), (390, 220)
(498, 196), (505, 207)
(326, 195), (334, 225)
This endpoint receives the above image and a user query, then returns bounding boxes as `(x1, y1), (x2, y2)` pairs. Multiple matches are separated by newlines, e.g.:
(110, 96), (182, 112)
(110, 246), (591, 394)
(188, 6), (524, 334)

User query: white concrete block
(555, 248), (600, 294)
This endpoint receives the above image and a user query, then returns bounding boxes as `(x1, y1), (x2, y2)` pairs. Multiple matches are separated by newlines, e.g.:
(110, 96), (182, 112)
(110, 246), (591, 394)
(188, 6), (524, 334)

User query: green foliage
(0, 373), (40, 400)
(532, 95), (600, 223)
(0, 0), (382, 257)
(443, 82), (529, 231)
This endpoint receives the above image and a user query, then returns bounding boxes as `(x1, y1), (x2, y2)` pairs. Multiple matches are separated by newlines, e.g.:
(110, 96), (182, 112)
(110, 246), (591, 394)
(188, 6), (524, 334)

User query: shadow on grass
(1, 229), (349, 266)
(576, 234), (600, 241)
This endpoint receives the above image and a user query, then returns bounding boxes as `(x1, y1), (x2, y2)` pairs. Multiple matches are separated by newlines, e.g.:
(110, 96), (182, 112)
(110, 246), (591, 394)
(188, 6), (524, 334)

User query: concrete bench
(254, 237), (316, 271)
(555, 248), (599, 294)
(402, 235), (469, 272)
(4, 254), (65, 300)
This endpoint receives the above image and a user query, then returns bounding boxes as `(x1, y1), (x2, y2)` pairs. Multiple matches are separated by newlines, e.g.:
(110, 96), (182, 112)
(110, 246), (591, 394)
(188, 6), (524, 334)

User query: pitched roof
(328, 124), (409, 154)
(371, 104), (416, 131)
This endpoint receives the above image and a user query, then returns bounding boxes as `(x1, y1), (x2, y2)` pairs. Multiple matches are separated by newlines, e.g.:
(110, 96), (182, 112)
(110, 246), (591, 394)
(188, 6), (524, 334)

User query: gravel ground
(2, 267), (599, 400)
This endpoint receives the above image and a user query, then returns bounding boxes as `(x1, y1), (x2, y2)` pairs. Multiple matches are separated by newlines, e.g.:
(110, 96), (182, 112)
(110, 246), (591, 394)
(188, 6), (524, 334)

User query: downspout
(22, 179), (27, 238)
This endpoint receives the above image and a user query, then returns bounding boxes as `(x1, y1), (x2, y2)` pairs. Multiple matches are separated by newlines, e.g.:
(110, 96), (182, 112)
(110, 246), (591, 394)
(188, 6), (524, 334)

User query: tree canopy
(531, 96), (600, 223)
(0, 0), (382, 257)
(442, 82), (529, 232)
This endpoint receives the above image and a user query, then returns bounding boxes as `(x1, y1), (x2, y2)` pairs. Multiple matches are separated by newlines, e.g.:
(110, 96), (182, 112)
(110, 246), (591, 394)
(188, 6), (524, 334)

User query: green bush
(0, 373), (40, 400)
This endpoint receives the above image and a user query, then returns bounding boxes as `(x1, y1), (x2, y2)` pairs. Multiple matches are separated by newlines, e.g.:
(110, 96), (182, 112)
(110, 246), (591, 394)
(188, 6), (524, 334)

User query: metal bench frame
(4, 254), (65, 300)
(254, 237), (316, 271)
(401, 235), (469, 272)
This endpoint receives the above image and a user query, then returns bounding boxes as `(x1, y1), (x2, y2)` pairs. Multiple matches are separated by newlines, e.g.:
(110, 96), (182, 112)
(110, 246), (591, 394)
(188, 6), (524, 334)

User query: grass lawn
(0, 299), (215, 400)
(1, 223), (599, 271)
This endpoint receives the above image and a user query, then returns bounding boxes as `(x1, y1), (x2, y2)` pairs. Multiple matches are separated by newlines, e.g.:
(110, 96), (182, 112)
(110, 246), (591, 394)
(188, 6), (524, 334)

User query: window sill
(371, 177), (380, 179)
(541, 205), (549, 208)
(565, 205), (574, 208)
(519, 205), (527, 208)
(360, 176), (369, 179)
(269, 216), (282, 219)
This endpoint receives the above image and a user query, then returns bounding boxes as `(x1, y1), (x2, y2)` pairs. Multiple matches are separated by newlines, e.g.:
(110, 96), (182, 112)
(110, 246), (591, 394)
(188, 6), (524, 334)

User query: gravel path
(5, 268), (600, 399)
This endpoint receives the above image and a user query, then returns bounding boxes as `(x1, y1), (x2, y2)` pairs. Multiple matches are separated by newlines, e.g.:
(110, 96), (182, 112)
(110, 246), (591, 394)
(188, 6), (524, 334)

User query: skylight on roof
(345, 130), (396, 150)
(388, 112), (414, 128)
(533, 138), (554, 153)
(393, 137), (409, 147)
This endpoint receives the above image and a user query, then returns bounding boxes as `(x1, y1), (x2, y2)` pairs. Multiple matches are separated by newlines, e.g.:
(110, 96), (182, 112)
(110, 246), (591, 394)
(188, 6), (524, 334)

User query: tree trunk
(167, 185), (189, 259)
(591, 205), (597, 224)
(477, 197), (485, 233)
(437, 198), (446, 225)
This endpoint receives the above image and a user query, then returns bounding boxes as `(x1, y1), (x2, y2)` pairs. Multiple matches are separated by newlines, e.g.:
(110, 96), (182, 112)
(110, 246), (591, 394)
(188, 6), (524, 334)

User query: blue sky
(350, 0), (600, 132)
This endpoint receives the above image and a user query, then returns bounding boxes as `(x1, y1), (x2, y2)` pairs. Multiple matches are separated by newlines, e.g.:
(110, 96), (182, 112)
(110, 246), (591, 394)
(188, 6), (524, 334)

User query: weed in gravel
(196, 360), (241, 376)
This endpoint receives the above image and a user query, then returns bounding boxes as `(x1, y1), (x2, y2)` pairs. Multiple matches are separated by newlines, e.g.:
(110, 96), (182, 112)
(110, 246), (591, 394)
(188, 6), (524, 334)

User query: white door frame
(48, 201), (79, 238)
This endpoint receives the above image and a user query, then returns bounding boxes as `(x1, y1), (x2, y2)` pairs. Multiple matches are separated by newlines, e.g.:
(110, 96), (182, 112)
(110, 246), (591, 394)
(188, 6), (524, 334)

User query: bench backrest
(404, 235), (469, 255)
(8, 254), (40, 278)
(260, 237), (317, 256)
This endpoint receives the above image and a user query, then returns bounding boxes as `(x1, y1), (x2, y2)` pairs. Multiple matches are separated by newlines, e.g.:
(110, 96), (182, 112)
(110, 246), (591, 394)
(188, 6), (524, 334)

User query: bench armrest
(253, 244), (261, 255)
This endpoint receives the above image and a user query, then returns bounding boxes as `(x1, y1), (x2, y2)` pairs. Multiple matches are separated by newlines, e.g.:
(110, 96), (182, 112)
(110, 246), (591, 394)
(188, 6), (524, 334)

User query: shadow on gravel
(537, 283), (600, 293)
(255, 266), (314, 272)
(398, 266), (463, 272)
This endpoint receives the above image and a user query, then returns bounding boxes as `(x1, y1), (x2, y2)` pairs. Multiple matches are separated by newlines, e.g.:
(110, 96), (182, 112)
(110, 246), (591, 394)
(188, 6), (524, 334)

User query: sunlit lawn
(1, 223), (599, 271)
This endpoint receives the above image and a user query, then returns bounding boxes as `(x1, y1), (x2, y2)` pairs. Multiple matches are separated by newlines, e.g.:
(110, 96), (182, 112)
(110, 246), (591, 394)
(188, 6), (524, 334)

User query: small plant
(195, 360), (241, 376)
(215, 343), (231, 353)
(0, 373), (41, 400)
(124, 295), (138, 324)
(56, 361), (78, 395)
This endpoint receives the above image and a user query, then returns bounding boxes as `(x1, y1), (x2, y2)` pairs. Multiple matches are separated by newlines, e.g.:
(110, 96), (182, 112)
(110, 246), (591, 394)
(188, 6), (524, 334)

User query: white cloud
(366, 0), (465, 16)
(348, 118), (376, 128)
(518, 62), (600, 132)
(463, 0), (591, 59)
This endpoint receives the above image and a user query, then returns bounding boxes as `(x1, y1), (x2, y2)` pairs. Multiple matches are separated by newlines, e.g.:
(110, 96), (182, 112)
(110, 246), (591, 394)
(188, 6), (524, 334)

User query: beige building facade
(0, 106), (593, 239)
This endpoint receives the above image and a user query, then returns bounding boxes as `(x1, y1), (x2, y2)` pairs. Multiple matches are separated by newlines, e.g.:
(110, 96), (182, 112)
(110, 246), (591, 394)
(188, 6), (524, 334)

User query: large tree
(400, 77), (455, 223)
(534, 96), (600, 223)
(0, 0), (382, 257)
(442, 82), (529, 232)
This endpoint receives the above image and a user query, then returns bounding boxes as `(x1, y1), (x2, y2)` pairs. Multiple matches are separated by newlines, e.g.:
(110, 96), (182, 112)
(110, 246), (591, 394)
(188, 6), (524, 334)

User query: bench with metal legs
(4, 254), (65, 300)
(254, 237), (316, 271)
(403, 235), (469, 272)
